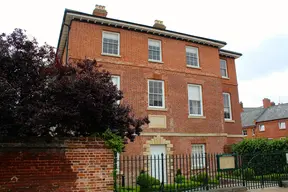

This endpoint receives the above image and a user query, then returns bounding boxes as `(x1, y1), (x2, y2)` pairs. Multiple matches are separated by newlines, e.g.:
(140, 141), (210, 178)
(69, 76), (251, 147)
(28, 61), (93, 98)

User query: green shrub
(243, 168), (255, 180)
(136, 171), (160, 192)
(174, 174), (185, 184)
(190, 172), (210, 183)
(208, 178), (220, 185)
(232, 169), (242, 177)
(174, 169), (185, 183)
(284, 165), (288, 173)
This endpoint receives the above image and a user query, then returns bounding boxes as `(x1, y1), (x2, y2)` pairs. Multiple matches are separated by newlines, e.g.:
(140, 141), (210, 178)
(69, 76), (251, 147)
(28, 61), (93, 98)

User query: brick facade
(245, 119), (288, 139)
(58, 8), (243, 155)
(0, 138), (114, 192)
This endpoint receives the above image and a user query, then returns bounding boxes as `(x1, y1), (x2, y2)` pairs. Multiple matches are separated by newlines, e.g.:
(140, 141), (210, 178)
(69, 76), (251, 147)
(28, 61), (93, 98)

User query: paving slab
(248, 187), (288, 192)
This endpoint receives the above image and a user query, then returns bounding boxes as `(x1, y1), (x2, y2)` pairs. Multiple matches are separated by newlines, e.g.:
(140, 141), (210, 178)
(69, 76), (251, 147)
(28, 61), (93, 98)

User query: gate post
(160, 153), (165, 191)
(113, 151), (117, 192)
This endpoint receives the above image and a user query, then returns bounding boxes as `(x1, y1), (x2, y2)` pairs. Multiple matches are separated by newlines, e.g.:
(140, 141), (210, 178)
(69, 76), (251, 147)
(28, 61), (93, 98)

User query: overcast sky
(1, 0), (288, 107)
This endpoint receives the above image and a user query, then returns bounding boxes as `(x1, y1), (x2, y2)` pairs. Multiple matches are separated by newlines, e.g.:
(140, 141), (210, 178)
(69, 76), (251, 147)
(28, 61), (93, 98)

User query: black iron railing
(114, 152), (288, 192)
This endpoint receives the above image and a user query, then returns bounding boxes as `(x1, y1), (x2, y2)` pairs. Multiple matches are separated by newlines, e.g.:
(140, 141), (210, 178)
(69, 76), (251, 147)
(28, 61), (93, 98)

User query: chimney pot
(240, 102), (244, 112)
(263, 98), (272, 108)
(153, 20), (166, 30)
(93, 4), (108, 17)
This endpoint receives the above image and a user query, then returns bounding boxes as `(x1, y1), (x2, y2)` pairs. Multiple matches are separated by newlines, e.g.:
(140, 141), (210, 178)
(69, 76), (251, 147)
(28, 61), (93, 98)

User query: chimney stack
(263, 98), (272, 108)
(153, 20), (166, 30)
(240, 101), (244, 112)
(93, 5), (107, 17)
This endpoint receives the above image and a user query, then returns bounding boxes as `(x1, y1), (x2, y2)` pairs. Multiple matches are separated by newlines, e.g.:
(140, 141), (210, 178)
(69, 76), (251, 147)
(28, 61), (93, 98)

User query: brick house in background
(241, 98), (288, 139)
(56, 5), (243, 157)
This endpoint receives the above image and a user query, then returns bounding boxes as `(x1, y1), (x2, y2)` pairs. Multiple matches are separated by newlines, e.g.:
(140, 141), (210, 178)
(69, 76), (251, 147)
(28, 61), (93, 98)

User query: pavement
(249, 187), (288, 192)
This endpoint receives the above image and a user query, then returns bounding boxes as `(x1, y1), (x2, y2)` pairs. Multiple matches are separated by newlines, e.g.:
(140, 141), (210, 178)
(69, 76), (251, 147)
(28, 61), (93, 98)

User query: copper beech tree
(0, 29), (149, 142)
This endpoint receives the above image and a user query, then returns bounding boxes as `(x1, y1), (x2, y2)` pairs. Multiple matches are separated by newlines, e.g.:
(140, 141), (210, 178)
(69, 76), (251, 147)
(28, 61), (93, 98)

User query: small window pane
(192, 144), (205, 169)
(188, 85), (202, 116)
(259, 125), (265, 131)
(186, 47), (199, 67)
(148, 40), (161, 61)
(148, 80), (164, 108)
(220, 59), (228, 77)
(223, 93), (232, 120)
(103, 32), (119, 55)
(279, 122), (286, 129)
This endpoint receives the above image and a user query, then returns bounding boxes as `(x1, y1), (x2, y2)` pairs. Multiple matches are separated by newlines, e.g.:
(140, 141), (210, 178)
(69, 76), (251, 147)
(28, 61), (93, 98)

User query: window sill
(147, 107), (168, 111)
(222, 76), (230, 79)
(187, 65), (201, 70)
(148, 60), (164, 64)
(101, 53), (121, 57)
(279, 128), (286, 130)
(188, 115), (206, 119)
(259, 130), (265, 132)
(225, 119), (235, 123)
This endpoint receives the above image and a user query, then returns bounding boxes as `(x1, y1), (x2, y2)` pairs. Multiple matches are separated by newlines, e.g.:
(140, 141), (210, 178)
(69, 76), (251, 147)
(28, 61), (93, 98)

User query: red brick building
(57, 5), (243, 156)
(241, 98), (288, 139)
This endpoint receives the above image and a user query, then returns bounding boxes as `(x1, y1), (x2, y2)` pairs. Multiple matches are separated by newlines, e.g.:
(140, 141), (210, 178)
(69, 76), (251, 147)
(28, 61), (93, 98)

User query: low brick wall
(0, 138), (114, 192)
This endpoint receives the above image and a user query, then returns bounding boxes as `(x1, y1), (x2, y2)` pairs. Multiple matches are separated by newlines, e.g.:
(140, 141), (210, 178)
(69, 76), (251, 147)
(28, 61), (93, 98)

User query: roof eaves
(57, 9), (228, 56)
(219, 49), (242, 59)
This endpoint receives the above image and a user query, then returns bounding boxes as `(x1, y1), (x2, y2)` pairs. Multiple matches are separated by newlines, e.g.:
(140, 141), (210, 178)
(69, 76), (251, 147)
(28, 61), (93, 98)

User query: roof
(57, 9), (242, 59)
(256, 103), (288, 122)
(241, 107), (266, 127)
(241, 103), (288, 127)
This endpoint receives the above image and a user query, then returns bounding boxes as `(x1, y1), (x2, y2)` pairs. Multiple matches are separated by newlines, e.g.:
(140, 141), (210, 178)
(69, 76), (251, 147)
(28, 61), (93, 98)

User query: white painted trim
(66, 12), (226, 48)
(102, 31), (120, 56)
(148, 79), (165, 108)
(187, 84), (203, 116)
(141, 132), (244, 138)
(223, 92), (232, 121)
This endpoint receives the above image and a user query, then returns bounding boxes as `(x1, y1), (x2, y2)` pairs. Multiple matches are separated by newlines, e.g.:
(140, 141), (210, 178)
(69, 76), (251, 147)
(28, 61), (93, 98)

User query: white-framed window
(220, 59), (228, 78)
(111, 76), (120, 104)
(186, 46), (199, 67)
(148, 80), (165, 108)
(259, 124), (265, 132)
(279, 122), (286, 129)
(252, 128), (255, 136)
(223, 93), (232, 120)
(102, 31), (120, 56)
(242, 130), (247, 136)
(188, 84), (203, 116)
(192, 144), (205, 169)
(148, 39), (162, 62)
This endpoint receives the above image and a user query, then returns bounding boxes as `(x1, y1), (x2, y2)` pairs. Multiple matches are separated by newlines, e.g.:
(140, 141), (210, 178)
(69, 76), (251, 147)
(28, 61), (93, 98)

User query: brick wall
(65, 20), (242, 155)
(0, 138), (114, 192)
(255, 119), (288, 139)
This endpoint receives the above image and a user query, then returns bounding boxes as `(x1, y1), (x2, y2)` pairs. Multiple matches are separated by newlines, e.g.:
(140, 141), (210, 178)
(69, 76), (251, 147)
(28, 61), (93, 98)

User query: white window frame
(259, 124), (265, 132)
(223, 93), (232, 120)
(242, 130), (247, 136)
(220, 59), (228, 78)
(102, 31), (120, 56)
(186, 46), (200, 68)
(279, 122), (286, 129)
(188, 84), (203, 116)
(148, 80), (165, 108)
(191, 144), (206, 169)
(148, 39), (162, 62)
(252, 128), (255, 136)
(111, 75), (120, 104)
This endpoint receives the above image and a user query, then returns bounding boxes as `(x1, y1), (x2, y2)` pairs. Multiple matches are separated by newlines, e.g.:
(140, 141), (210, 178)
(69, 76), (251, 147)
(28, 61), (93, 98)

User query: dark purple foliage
(0, 29), (149, 142)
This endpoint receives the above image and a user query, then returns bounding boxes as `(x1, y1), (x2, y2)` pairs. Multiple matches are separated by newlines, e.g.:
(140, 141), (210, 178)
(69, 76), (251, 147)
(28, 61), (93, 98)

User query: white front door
(150, 144), (166, 182)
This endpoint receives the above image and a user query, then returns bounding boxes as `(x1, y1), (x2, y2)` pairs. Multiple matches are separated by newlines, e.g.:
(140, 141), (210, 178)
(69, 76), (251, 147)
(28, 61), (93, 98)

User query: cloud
(239, 68), (288, 107)
(237, 35), (288, 81)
